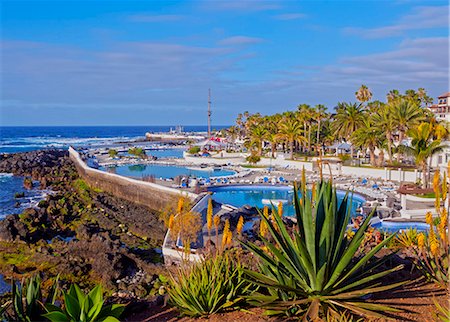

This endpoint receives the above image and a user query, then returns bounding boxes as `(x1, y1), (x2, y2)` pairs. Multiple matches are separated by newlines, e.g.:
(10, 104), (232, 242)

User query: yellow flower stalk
(213, 214), (220, 229)
(442, 172), (447, 202)
(278, 201), (283, 216)
(433, 170), (440, 193)
(226, 231), (233, 246)
(222, 219), (230, 246)
(435, 190), (441, 214)
(430, 237), (439, 257)
(263, 205), (269, 218)
(311, 182), (316, 201)
(417, 233), (425, 248)
(168, 214), (174, 230)
(236, 215), (244, 235)
(260, 219), (268, 237)
(439, 209), (448, 241)
(426, 211), (433, 226)
(177, 197), (184, 213)
(301, 167), (306, 191)
(207, 198), (213, 234)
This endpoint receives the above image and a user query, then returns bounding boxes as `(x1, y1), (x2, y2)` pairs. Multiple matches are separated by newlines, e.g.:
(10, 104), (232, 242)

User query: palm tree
(355, 84), (372, 104)
(332, 102), (366, 157)
(226, 126), (239, 146)
(389, 99), (424, 161)
(276, 117), (306, 160)
(314, 104), (327, 153)
(264, 117), (280, 158)
(297, 104), (313, 152)
(371, 105), (396, 163)
(386, 89), (400, 103)
(248, 125), (267, 156)
(417, 87), (433, 107)
(400, 122), (446, 188)
(352, 119), (384, 166)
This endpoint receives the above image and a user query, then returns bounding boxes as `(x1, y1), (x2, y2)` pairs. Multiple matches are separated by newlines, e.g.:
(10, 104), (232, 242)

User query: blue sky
(1, 0), (449, 126)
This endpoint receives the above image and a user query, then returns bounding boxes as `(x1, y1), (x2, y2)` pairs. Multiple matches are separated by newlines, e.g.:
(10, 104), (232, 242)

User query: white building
(428, 92), (450, 169)
(428, 91), (450, 121)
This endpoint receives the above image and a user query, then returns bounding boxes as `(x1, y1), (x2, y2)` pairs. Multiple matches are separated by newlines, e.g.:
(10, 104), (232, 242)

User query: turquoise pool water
(371, 221), (429, 232)
(208, 185), (365, 217)
(101, 164), (235, 179)
(120, 148), (184, 159)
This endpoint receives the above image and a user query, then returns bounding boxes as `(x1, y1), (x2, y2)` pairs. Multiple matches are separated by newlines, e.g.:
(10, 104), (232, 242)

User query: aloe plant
(4, 275), (58, 322)
(168, 252), (251, 317)
(433, 298), (450, 322)
(242, 180), (405, 319)
(43, 284), (125, 322)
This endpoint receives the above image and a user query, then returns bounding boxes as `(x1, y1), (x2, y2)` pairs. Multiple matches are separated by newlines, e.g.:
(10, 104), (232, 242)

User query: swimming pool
(120, 148), (184, 159)
(371, 221), (429, 232)
(101, 164), (235, 179)
(208, 185), (365, 217)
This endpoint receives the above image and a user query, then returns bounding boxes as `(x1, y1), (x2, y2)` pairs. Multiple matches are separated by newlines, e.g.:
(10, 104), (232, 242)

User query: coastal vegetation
(242, 179), (403, 319)
(107, 149), (118, 158)
(127, 147), (146, 158)
(187, 146), (201, 154)
(0, 150), (167, 318)
(168, 252), (250, 317)
(224, 86), (446, 187)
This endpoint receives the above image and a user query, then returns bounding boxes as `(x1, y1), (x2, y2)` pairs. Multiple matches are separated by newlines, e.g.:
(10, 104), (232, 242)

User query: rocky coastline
(0, 150), (169, 310)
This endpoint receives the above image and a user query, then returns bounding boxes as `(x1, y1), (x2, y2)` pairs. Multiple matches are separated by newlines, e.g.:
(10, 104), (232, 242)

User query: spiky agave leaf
(243, 180), (405, 319)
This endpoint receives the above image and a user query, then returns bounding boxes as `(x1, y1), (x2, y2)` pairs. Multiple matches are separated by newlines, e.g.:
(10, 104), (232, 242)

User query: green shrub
(3, 275), (59, 322)
(242, 180), (404, 319)
(128, 147), (146, 158)
(338, 153), (351, 163)
(168, 253), (250, 317)
(43, 284), (125, 322)
(188, 146), (201, 154)
(107, 149), (118, 158)
(246, 154), (261, 164)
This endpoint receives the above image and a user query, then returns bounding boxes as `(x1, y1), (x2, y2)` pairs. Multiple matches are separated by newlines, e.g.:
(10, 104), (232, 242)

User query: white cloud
(344, 5), (449, 38)
(273, 13), (306, 20)
(218, 36), (264, 46)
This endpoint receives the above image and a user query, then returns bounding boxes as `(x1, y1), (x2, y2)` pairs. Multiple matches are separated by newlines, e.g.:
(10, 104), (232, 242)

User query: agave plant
(242, 180), (405, 319)
(43, 284), (125, 322)
(433, 298), (450, 322)
(168, 252), (251, 317)
(3, 274), (58, 322)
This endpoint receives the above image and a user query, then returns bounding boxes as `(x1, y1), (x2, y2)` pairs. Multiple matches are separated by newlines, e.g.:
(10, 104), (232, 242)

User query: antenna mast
(207, 88), (212, 138)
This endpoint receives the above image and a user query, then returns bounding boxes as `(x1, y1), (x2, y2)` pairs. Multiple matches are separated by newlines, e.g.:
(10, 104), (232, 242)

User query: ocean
(0, 174), (50, 219)
(0, 125), (229, 154)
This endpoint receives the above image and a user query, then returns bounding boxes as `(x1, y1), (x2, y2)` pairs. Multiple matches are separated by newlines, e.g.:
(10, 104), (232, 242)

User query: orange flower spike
(260, 220), (268, 237)
(226, 231), (233, 246)
(168, 214), (174, 230)
(263, 206), (269, 218)
(177, 197), (184, 213)
(278, 202), (283, 216)
(222, 219), (230, 246)
(207, 198), (213, 233)
(430, 237), (439, 256)
(442, 172), (447, 202)
(301, 167), (306, 192)
(213, 214), (220, 229)
(236, 216), (244, 235)
(435, 190), (441, 214)
(433, 170), (440, 193)
(425, 212), (433, 226)
(417, 233), (425, 248)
